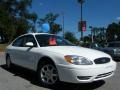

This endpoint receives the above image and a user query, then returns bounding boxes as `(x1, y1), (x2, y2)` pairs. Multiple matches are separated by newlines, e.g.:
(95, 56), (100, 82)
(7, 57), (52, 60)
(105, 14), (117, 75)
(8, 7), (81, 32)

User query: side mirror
(25, 42), (34, 47)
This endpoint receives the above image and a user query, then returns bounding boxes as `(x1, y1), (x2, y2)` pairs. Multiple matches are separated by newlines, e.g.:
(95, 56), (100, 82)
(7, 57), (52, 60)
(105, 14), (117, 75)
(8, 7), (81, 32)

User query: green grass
(0, 44), (8, 52)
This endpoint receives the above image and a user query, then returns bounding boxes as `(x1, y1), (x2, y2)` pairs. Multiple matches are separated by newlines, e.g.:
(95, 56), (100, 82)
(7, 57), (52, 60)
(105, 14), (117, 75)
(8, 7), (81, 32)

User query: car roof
(20, 33), (55, 37)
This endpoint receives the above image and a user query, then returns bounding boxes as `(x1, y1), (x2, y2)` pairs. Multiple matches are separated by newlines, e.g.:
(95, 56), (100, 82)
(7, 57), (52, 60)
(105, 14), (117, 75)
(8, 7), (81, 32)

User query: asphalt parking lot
(0, 52), (120, 90)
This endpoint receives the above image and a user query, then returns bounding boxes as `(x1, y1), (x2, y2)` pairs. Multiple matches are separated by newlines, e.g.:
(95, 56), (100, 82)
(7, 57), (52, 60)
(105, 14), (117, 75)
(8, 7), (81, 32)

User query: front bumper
(56, 61), (117, 83)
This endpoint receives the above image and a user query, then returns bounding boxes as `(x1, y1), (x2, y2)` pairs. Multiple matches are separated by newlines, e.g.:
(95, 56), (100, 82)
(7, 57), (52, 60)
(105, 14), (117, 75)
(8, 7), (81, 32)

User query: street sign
(78, 21), (86, 32)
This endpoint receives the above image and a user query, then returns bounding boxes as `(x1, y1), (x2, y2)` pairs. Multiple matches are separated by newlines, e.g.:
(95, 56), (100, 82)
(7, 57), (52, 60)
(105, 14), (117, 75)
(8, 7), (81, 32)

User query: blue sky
(30, 0), (120, 39)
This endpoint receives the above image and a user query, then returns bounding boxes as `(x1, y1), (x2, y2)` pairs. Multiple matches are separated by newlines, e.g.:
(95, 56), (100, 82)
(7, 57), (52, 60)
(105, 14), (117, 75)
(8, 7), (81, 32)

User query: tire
(37, 62), (59, 87)
(6, 55), (12, 69)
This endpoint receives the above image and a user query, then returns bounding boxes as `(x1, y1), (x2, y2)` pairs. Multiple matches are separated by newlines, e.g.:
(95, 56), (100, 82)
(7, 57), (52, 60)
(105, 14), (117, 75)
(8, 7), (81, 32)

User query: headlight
(113, 49), (116, 54)
(114, 49), (120, 53)
(64, 55), (93, 65)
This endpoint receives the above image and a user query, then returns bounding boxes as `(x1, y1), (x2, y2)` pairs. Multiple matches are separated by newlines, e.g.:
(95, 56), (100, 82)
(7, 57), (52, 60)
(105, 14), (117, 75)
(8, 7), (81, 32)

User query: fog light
(77, 76), (92, 80)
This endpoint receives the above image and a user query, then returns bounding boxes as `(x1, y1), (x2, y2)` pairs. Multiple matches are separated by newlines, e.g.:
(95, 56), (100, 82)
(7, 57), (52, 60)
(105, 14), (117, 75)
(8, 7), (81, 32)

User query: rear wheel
(37, 62), (59, 87)
(6, 55), (12, 69)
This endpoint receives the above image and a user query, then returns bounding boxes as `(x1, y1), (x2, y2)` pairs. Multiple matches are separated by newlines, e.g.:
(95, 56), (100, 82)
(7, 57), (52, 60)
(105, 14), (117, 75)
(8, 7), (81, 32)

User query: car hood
(42, 46), (111, 60)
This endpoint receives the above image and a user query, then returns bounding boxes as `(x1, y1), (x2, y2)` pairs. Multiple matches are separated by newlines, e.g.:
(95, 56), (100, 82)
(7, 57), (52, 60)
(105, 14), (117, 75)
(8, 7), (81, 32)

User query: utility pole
(89, 26), (94, 43)
(78, 0), (85, 41)
(62, 12), (64, 38)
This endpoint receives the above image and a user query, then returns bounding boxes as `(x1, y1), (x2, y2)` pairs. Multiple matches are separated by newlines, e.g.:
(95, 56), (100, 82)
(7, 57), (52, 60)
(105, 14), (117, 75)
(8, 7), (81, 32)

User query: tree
(64, 32), (78, 44)
(89, 26), (106, 44)
(38, 13), (62, 34)
(0, 0), (38, 42)
(83, 36), (91, 43)
(78, 0), (85, 3)
(106, 22), (120, 42)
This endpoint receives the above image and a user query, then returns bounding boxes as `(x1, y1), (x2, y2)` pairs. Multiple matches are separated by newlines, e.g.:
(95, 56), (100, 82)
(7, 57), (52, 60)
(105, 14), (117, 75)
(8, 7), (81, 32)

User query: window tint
(35, 34), (74, 47)
(115, 43), (120, 47)
(35, 35), (50, 47)
(108, 43), (120, 47)
(12, 35), (37, 47)
(108, 43), (115, 47)
(12, 36), (24, 47)
(23, 35), (37, 47)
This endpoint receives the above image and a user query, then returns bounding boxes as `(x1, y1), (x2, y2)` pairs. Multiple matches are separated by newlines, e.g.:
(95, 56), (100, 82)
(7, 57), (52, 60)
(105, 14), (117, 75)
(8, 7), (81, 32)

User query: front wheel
(37, 63), (59, 87)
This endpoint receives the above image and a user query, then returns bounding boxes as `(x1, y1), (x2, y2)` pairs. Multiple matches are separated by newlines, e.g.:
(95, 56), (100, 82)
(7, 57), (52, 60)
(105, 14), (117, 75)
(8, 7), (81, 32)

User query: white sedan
(5, 33), (117, 87)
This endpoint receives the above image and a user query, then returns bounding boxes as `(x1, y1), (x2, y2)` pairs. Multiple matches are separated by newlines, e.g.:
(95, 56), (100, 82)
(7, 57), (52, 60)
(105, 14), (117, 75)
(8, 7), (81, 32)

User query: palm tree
(78, 0), (85, 4)
(65, 32), (78, 44)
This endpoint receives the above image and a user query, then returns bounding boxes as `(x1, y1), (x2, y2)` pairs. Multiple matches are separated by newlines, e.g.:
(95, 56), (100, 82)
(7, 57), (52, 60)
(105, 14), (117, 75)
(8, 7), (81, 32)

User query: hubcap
(40, 64), (58, 85)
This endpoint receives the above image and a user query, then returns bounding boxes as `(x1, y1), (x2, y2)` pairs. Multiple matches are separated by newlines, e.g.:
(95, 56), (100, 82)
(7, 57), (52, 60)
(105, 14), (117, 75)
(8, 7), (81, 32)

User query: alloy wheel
(40, 64), (58, 85)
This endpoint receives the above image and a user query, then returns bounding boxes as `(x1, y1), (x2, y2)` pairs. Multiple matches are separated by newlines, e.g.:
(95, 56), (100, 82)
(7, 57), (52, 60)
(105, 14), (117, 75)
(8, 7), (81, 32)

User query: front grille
(95, 71), (113, 79)
(94, 57), (110, 64)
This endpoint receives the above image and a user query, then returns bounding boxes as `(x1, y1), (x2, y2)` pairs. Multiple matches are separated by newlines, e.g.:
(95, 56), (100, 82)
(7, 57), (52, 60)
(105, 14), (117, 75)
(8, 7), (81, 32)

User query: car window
(108, 43), (115, 47)
(108, 42), (120, 47)
(12, 35), (37, 47)
(12, 36), (24, 47)
(35, 34), (74, 47)
(23, 35), (37, 47)
(115, 43), (120, 47)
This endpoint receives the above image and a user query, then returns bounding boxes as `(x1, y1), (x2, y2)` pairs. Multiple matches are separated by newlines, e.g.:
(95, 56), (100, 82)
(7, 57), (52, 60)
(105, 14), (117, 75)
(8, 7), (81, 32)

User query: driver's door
(19, 35), (38, 69)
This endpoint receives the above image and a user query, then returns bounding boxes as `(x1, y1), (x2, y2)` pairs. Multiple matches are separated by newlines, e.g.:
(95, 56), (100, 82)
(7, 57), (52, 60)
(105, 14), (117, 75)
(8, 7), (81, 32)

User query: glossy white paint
(5, 33), (117, 83)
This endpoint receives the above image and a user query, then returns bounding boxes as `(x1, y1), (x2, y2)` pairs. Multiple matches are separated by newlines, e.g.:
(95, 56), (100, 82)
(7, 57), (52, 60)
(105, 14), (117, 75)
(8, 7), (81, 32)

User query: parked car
(81, 43), (103, 51)
(5, 33), (116, 87)
(102, 41), (120, 59)
(0, 36), (2, 43)
(0, 35), (5, 44)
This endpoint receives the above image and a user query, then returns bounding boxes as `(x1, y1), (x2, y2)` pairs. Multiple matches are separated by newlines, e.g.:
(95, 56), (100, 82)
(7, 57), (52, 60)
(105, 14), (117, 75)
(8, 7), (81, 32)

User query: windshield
(35, 34), (74, 47)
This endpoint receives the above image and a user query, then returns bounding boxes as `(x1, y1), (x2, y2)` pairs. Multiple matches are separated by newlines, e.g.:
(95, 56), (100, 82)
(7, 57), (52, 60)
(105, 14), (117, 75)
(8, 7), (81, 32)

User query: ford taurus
(5, 33), (117, 87)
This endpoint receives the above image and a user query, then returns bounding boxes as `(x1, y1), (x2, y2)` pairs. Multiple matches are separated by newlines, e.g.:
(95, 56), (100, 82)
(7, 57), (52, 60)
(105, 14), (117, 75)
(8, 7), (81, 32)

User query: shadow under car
(0, 64), (105, 90)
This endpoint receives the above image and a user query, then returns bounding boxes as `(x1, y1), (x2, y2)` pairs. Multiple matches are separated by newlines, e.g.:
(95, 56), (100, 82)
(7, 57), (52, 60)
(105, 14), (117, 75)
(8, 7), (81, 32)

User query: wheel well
(37, 56), (56, 70)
